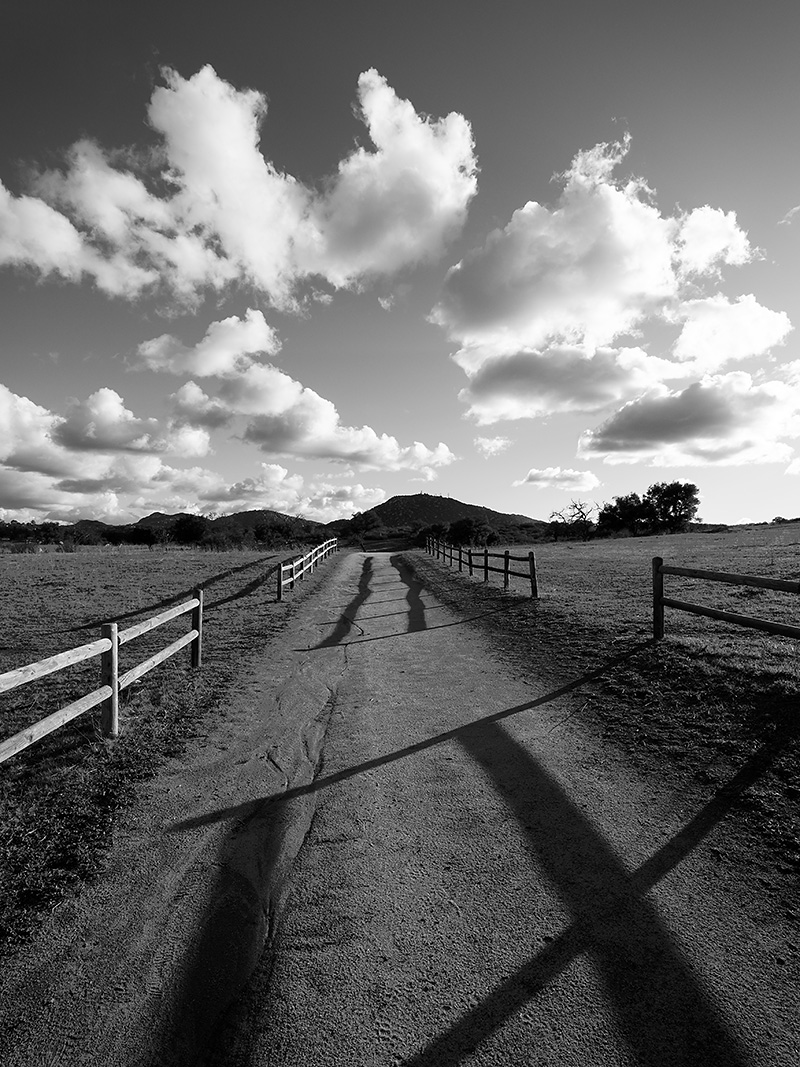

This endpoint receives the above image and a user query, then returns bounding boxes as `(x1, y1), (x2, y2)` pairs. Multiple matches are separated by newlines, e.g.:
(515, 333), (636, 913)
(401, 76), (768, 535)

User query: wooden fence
(426, 537), (539, 598)
(0, 592), (203, 766)
(652, 556), (800, 641)
(277, 538), (338, 601)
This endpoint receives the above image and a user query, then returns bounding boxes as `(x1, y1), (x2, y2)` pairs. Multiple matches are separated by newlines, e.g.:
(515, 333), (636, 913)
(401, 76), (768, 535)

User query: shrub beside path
(1, 550), (798, 1065)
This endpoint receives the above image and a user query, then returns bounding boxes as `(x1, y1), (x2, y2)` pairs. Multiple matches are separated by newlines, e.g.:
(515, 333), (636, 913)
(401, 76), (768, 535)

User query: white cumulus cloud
(295, 69), (477, 287)
(671, 294), (791, 373)
(138, 309), (280, 376)
(430, 134), (793, 470)
(1, 67), (477, 307)
(53, 388), (209, 457)
(513, 466), (600, 491)
(474, 435), (511, 457)
(170, 360), (455, 476)
(580, 371), (800, 466)
(432, 136), (679, 355)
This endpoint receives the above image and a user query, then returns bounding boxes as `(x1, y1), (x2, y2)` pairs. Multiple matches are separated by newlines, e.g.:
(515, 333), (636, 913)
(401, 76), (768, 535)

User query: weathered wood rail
(277, 538), (338, 600)
(0, 592), (203, 766)
(1, 537), (340, 767)
(426, 537), (539, 598)
(652, 556), (800, 641)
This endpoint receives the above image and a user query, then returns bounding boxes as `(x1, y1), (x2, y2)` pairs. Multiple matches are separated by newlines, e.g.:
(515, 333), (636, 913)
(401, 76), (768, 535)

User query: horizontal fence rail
(2, 536), (340, 766)
(277, 538), (338, 601)
(426, 537), (539, 598)
(652, 556), (800, 642)
(0, 590), (203, 767)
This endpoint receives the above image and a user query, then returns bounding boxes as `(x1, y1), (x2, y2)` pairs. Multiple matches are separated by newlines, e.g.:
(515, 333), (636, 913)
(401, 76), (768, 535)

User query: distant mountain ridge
(3, 495), (545, 543)
(134, 509), (324, 531)
(362, 493), (545, 530)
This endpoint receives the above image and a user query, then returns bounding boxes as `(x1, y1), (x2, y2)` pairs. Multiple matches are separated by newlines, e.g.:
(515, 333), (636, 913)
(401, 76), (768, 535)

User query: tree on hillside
(348, 511), (381, 537)
(446, 516), (498, 546)
(645, 482), (700, 533)
(172, 514), (210, 545)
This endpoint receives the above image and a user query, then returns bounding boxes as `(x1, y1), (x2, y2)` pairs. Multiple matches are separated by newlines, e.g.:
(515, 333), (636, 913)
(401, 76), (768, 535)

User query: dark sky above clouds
(1, 0), (800, 523)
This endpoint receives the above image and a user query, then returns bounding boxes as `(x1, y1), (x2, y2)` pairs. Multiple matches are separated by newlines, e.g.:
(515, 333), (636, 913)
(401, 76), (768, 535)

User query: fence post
(277, 562), (284, 601)
(191, 588), (203, 668)
(529, 551), (539, 599)
(458, 546), (463, 572)
(468, 548), (473, 576)
(100, 622), (119, 739)
(484, 548), (489, 583)
(503, 550), (510, 590)
(653, 556), (664, 640)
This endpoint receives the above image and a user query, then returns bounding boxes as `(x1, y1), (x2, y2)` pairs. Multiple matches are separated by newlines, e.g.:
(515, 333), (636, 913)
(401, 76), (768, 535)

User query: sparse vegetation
(0, 547), (322, 956)
(411, 521), (800, 924)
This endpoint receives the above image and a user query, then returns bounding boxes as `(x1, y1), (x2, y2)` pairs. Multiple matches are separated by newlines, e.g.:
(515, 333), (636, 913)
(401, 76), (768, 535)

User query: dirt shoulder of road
(403, 551), (800, 937)
(0, 551), (355, 1067)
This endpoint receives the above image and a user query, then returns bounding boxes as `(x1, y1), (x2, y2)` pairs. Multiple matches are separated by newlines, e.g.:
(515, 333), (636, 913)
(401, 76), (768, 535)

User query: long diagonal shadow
(298, 599), (529, 651)
(165, 640), (792, 1062)
(168, 642), (652, 832)
(411, 722), (761, 1067)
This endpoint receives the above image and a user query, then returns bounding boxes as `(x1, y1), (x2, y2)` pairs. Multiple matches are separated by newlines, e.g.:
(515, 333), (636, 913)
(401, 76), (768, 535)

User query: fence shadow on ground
(164, 639), (793, 1063)
(59, 554), (278, 635)
(302, 553), (529, 651)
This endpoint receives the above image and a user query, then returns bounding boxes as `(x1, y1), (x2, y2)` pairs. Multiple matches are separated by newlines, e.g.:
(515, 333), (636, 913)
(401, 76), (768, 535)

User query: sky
(1, 0), (800, 526)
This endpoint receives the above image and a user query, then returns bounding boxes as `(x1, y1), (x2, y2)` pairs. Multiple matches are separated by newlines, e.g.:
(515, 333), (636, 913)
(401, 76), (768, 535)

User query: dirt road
(1, 550), (797, 1065)
(213, 552), (798, 1065)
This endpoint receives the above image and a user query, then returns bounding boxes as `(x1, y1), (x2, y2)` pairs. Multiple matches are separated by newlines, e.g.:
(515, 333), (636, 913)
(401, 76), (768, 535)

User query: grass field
(0, 545), (314, 955)
(413, 522), (800, 927)
(2, 528), (799, 955)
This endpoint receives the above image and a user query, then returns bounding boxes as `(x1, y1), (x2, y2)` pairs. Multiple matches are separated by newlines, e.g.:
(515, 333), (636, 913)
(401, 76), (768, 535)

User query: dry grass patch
(0, 546), (323, 956)
(407, 525), (800, 924)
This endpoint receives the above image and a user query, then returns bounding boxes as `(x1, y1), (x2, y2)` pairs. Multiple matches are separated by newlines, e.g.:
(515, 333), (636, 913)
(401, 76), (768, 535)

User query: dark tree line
(551, 482), (701, 541)
(0, 514), (320, 551)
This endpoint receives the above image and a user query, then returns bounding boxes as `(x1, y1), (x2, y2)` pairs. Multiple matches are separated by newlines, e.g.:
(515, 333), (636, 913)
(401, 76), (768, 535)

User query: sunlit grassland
(493, 522), (800, 684)
(0, 546), (291, 954)
(413, 524), (800, 906)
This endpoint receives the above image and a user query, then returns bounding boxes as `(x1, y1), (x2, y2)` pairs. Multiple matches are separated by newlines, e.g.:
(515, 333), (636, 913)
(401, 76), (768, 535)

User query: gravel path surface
(1, 549), (797, 1065)
(216, 552), (798, 1066)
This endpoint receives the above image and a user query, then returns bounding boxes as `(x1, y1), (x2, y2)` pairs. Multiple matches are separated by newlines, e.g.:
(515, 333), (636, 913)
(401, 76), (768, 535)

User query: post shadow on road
(306, 552), (536, 651)
(310, 554), (426, 647)
(401, 721), (760, 1067)
(311, 555), (374, 648)
(390, 554), (428, 632)
(164, 641), (655, 834)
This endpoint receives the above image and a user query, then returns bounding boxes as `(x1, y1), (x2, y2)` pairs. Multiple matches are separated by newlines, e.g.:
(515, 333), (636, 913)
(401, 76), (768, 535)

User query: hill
(135, 512), (195, 529)
(362, 493), (545, 532)
(210, 509), (324, 532)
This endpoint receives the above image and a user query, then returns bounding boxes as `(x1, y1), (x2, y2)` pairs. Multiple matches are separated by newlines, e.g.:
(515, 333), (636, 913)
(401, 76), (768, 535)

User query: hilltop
(359, 493), (545, 533)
